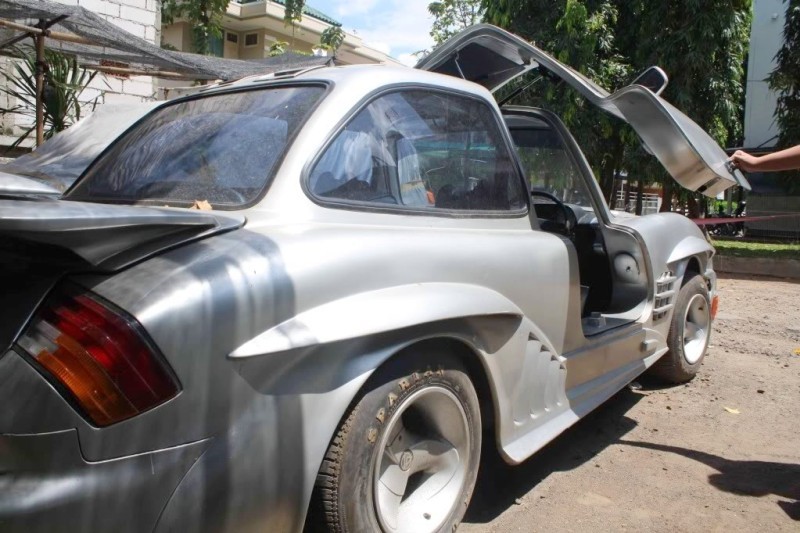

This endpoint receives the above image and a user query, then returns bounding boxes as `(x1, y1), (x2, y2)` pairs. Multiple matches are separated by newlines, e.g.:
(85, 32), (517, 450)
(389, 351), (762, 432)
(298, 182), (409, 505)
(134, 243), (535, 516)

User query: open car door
(416, 24), (750, 197)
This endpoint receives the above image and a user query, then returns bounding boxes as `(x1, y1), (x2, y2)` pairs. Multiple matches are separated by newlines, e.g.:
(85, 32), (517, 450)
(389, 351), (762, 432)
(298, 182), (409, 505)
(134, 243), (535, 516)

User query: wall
(1, 0), (160, 148)
(71, 0), (160, 106)
(743, 0), (787, 149)
(162, 22), (194, 54)
(239, 29), (267, 60)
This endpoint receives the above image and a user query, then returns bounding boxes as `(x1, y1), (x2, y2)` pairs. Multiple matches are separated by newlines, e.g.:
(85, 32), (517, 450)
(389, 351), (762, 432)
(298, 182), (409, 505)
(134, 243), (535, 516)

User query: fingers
(728, 150), (753, 171)
(728, 152), (742, 171)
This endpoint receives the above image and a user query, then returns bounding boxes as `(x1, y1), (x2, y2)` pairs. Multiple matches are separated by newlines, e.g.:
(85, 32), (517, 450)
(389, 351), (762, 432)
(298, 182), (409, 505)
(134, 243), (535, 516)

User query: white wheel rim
(373, 386), (471, 533)
(683, 293), (710, 364)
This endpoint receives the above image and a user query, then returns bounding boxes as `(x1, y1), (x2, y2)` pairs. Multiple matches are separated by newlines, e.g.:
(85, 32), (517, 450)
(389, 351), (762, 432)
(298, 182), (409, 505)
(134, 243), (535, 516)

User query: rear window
(67, 86), (324, 208)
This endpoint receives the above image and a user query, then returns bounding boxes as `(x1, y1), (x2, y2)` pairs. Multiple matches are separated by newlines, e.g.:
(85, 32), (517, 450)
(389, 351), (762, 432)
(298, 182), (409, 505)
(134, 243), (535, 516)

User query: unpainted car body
(1, 25), (744, 533)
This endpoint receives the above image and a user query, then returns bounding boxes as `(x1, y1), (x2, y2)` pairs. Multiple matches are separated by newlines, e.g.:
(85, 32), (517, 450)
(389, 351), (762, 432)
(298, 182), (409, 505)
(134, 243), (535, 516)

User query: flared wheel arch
(303, 336), (498, 530)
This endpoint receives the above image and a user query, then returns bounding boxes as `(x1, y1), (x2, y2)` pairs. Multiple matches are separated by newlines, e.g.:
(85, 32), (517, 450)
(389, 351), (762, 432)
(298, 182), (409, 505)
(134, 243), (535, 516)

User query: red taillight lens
(17, 286), (179, 426)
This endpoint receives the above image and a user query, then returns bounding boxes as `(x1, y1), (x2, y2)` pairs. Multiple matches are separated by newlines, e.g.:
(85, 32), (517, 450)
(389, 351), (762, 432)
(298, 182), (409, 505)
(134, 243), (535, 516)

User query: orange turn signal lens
(710, 295), (719, 321)
(17, 285), (179, 427)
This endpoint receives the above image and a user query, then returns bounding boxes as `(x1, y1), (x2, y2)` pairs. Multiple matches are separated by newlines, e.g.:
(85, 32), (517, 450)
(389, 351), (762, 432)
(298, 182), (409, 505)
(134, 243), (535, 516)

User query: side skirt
(500, 334), (666, 465)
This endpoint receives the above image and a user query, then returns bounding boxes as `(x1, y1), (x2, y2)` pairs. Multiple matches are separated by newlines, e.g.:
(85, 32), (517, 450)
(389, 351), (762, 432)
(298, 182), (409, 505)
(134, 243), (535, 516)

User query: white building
(741, 1), (798, 240)
(743, 0), (787, 149)
(3, 0), (399, 149)
(161, 0), (398, 66)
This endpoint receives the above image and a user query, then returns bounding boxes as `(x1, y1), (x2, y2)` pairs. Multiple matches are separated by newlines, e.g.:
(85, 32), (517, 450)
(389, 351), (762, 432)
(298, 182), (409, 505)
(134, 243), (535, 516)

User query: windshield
(67, 86), (325, 208)
(510, 125), (595, 213)
(510, 122), (595, 223)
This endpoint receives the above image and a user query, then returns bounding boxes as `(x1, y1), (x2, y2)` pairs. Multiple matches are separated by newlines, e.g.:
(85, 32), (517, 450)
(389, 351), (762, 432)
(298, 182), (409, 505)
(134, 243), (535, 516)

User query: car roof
(195, 63), (493, 101)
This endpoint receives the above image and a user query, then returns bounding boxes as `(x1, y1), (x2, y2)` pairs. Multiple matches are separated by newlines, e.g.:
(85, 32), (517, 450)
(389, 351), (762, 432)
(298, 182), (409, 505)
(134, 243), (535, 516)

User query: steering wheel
(531, 190), (577, 236)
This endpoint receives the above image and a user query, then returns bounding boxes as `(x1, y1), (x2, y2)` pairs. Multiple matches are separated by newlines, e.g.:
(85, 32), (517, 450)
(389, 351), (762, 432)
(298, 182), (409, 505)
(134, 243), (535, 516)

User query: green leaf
(0, 46), (104, 146)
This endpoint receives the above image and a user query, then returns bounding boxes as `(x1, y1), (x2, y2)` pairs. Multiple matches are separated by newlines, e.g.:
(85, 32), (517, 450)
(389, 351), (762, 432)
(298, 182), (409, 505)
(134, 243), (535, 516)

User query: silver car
(1, 25), (748, 533)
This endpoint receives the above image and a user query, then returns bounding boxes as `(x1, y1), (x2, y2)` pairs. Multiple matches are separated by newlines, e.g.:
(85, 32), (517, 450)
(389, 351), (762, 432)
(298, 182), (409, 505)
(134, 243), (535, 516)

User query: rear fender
(229, 282), (530, 358)
(225, 284), (555, 531)
(163, 324), (513, 533)
(228, 282), (553, 454)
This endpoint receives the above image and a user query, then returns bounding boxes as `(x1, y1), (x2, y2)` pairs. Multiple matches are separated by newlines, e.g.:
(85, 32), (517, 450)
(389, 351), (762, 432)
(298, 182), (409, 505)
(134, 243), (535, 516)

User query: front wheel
(650, 274), (711, 383)
(309, 351), (481, 533)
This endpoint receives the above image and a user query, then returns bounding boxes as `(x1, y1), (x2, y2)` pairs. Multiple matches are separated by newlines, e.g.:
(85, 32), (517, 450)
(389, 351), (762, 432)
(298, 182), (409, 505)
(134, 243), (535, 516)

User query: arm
(730, 145), (800, 172)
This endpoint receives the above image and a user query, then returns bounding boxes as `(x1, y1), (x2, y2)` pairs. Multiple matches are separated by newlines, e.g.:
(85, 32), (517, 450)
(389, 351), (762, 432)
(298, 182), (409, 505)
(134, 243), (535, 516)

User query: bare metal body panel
(1, 28), (718, 533)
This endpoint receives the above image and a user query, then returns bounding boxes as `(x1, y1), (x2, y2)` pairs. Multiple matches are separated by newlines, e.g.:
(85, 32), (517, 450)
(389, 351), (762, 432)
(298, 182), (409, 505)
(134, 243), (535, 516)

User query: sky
(309, 0), (436, 66)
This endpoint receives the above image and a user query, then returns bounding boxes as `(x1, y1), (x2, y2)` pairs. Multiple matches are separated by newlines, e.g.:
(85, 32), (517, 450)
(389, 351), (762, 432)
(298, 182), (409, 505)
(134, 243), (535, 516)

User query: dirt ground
(461, 274), (800, 532)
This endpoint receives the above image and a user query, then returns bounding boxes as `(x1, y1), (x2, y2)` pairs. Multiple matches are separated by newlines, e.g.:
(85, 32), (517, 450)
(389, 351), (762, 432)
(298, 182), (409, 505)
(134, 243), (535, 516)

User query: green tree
(269, 41), (289, 57)
(320, 25), (345, 54)
(162, 1), (337, 56)
(629, 1), (750, 149)
(484, 0), (751, 212)
(283, 0), (305, 26)
(161, 0), (230, 56)
(0, 48), (101, 148)
(622, 0), (751, 211)
(281, 1), (340, 52)
(486, 0), (631, 203)
(428, 0), (484, 45)
(767, 0), (800, 188)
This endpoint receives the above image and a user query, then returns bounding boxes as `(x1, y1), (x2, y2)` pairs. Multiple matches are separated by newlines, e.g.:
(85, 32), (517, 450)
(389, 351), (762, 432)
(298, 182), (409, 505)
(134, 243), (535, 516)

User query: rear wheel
(650, 274), (711, 383)
(310, 351), (481, 532)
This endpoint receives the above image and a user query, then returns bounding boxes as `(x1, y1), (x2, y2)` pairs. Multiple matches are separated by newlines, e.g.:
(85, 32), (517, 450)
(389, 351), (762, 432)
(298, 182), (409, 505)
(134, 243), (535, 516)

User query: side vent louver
(653, 271), (677, 321)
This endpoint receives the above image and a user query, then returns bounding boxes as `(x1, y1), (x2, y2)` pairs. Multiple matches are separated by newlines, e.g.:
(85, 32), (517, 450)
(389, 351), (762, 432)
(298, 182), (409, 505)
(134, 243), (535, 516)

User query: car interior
(308, 95), (525, 213)
(503, 109), (650, 335)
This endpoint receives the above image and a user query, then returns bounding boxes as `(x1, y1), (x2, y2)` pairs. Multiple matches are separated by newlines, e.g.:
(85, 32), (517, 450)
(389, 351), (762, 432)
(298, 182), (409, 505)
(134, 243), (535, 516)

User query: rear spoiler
(0, 173), (62, 198)
(0, 198), (245, 272)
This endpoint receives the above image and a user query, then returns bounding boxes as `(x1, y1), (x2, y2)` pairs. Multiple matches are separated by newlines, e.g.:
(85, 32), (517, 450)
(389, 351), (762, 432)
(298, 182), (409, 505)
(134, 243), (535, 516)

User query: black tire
(308, 348), (482, 533)
(650, 274), (711, 383)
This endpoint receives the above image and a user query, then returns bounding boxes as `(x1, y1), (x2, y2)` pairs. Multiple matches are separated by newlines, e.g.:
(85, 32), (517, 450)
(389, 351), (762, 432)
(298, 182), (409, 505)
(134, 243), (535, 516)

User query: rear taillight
(17, 285), (179, 426)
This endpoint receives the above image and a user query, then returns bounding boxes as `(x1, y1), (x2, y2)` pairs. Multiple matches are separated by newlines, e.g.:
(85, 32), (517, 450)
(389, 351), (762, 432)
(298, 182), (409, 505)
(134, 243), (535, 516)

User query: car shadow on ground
(617, 440), (800, 521)
(463, 387), (645, 524)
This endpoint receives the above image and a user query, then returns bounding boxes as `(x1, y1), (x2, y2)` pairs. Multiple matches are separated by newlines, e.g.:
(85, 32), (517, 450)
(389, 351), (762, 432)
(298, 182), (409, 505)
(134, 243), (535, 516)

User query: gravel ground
(461, 274), (800, 532)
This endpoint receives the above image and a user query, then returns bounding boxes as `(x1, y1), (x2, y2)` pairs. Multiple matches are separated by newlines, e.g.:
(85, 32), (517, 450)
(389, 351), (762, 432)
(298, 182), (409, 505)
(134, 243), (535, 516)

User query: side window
(308, 90), (526, 212)
(510, 123), (595, 212)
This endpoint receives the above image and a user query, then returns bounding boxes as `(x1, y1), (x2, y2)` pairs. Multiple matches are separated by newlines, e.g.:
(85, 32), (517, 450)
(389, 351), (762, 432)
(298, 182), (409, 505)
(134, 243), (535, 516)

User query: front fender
(615, 212), (714, 281)
(667, 234), (714, 269)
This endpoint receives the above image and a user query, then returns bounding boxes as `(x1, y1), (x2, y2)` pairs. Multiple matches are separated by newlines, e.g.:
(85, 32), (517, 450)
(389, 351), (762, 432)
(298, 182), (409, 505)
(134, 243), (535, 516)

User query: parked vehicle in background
(709, 202), (747, 237)
(0, 25), (747, 533)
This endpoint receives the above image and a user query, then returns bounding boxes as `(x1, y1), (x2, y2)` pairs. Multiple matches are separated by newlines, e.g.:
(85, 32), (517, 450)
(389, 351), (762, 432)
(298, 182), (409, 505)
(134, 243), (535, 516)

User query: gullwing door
(416, 24), (750, 197)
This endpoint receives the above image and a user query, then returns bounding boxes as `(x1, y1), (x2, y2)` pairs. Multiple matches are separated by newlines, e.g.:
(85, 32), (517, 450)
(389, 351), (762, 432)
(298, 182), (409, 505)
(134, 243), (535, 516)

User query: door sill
(581, 314), (633, 337)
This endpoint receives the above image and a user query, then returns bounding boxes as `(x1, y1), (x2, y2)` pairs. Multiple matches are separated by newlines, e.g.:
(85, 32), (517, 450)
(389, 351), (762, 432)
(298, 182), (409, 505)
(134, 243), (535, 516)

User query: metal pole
(83, 63), (198, 80)
(34, 19), (45, 147)
(0, 18), (92, 46)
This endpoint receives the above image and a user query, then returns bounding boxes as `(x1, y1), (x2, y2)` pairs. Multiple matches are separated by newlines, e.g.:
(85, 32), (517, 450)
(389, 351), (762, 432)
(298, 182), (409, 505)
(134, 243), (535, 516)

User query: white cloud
(396, 53), (421, 67)
(365, 40), (392, 55)
(331, 0), (379, 18)
(343, 0), (435, 59)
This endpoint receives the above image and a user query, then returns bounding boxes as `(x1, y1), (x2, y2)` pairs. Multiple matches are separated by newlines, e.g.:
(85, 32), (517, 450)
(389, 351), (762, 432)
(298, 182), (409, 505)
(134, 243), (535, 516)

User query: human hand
(729, 150), (761, 172)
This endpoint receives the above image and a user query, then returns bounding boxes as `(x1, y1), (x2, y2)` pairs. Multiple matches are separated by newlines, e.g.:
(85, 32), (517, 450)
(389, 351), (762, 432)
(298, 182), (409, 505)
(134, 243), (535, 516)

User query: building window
(244, 33), (258, 47)
(226, 32), (239, 44)
(207, 34), (223, 57)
